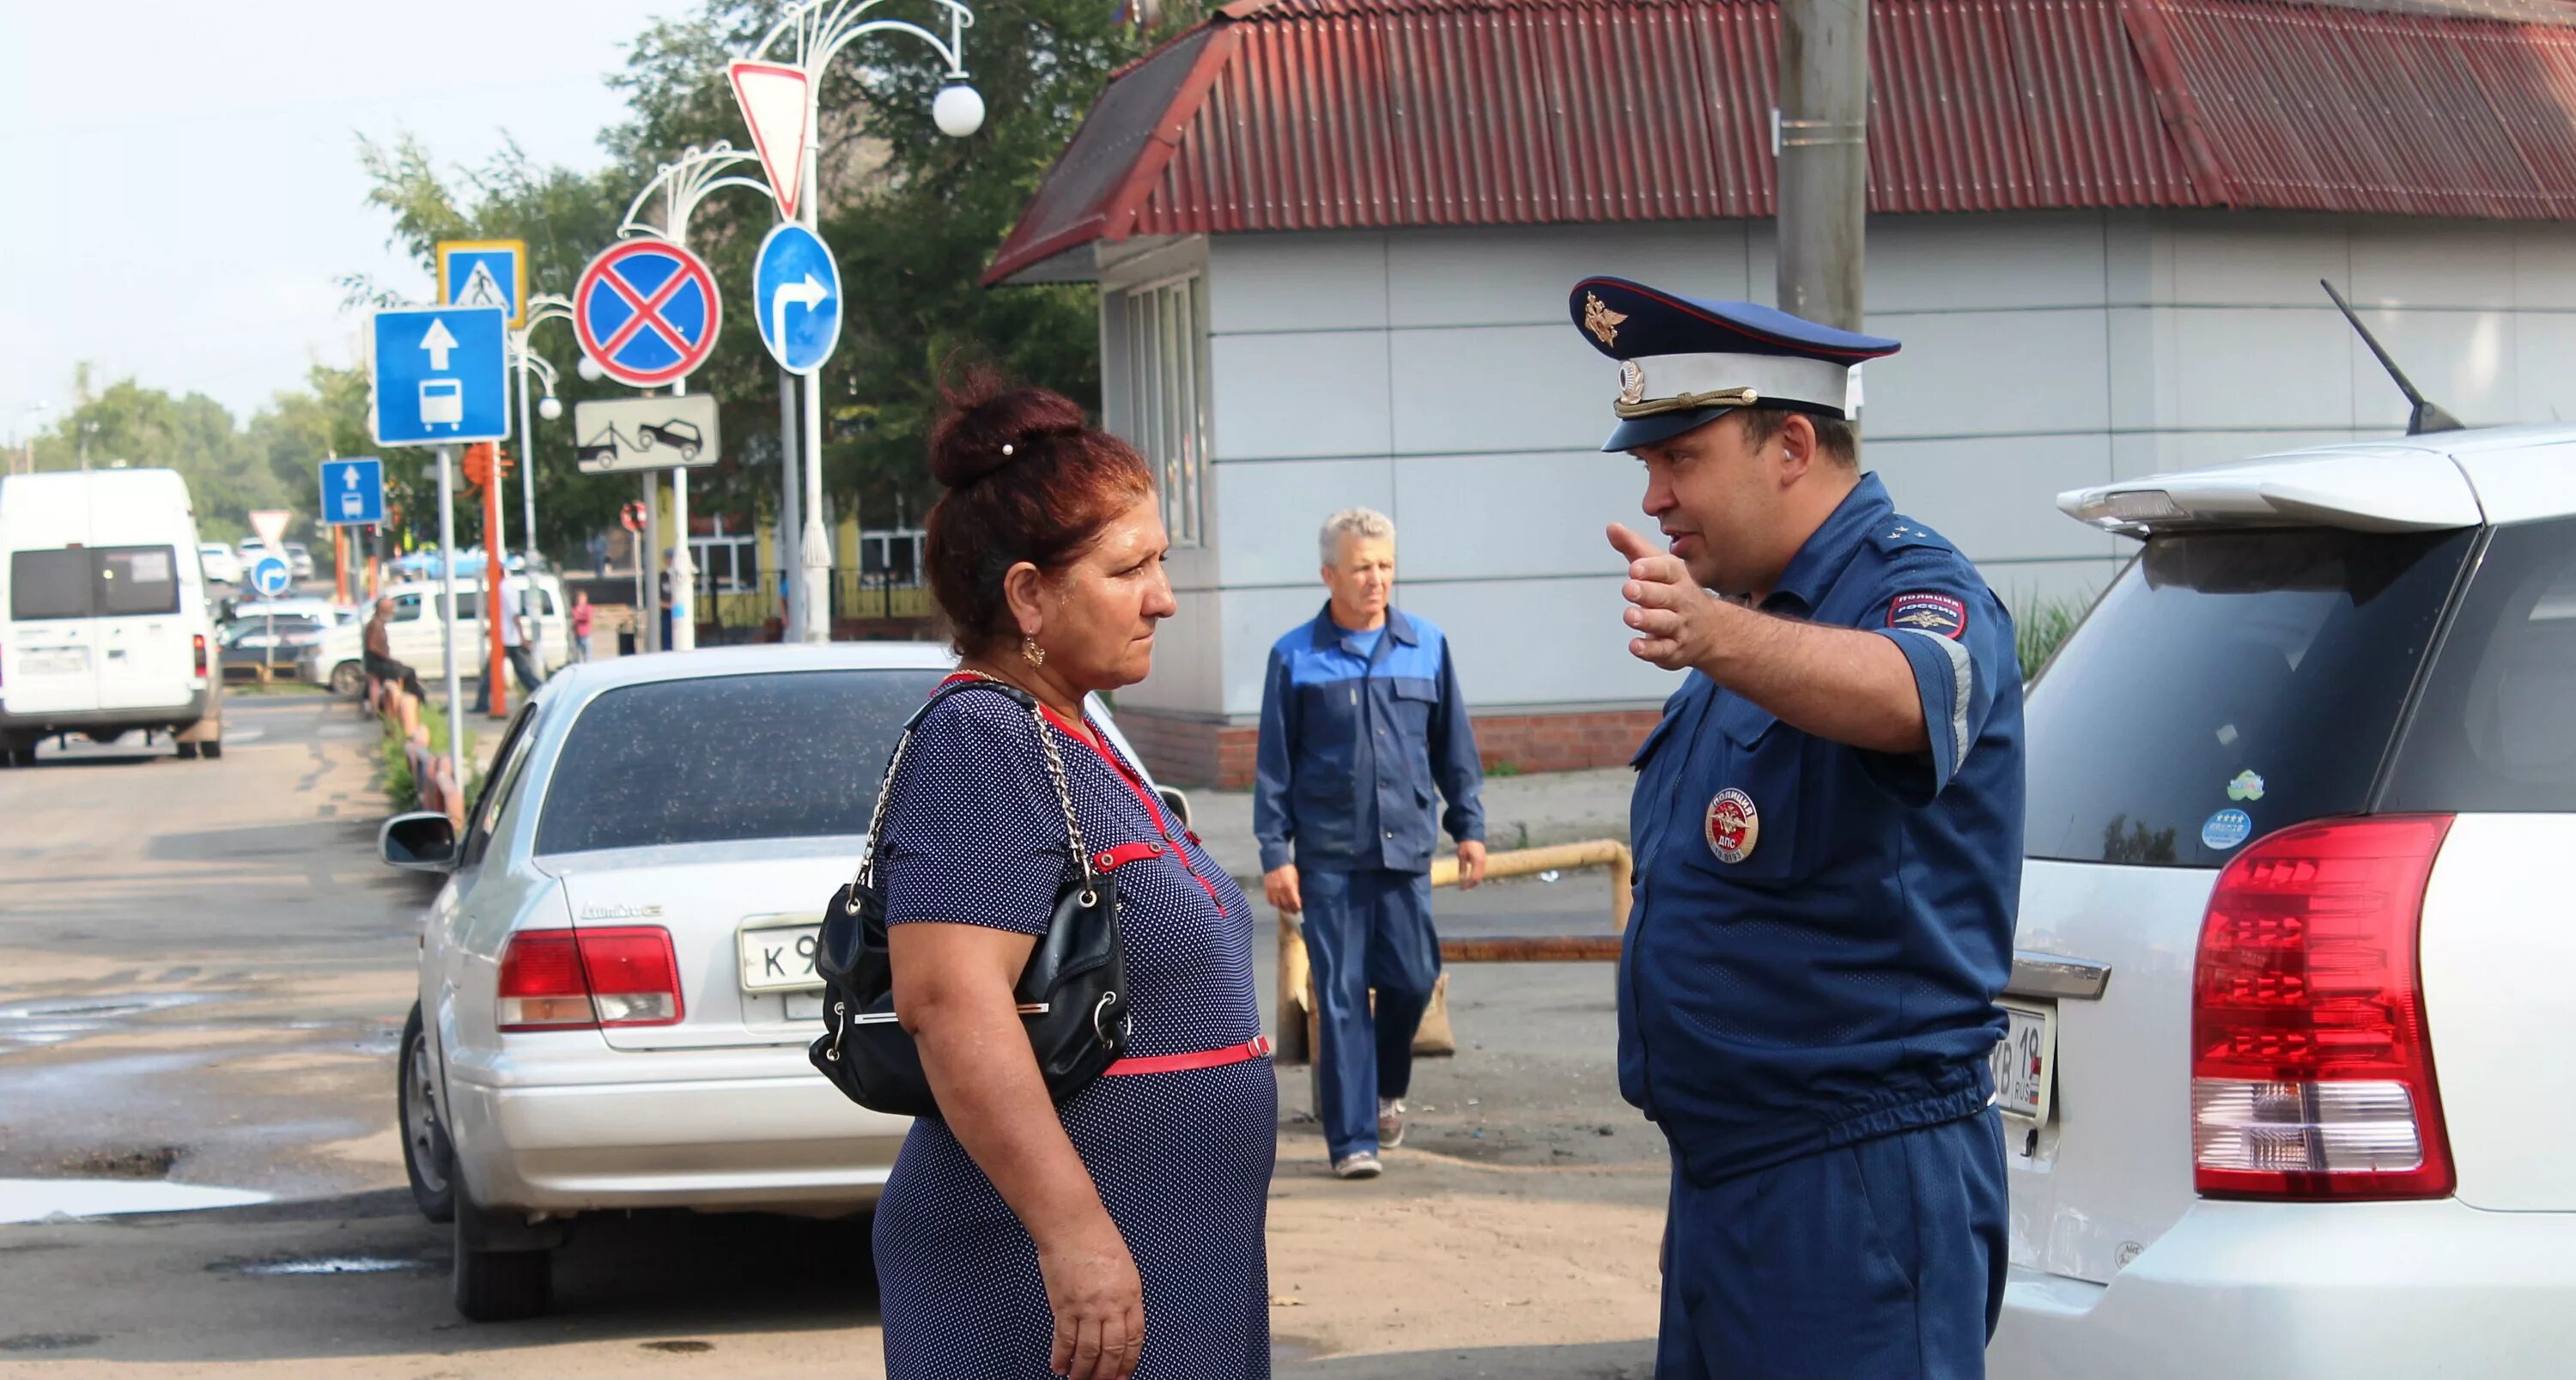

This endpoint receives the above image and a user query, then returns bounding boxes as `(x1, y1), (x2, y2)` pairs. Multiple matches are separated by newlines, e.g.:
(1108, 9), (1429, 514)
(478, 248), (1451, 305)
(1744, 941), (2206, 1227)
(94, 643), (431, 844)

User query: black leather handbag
(808, 677), (1131, 1117)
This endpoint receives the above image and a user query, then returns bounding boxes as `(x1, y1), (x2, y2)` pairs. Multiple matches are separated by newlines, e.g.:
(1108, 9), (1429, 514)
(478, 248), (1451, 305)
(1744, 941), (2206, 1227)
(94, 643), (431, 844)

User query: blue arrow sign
(248, 554), (294, 598)
(319, 457), (386, 526)
(370, 306), (509, 447)
(753, 222), (842, 375)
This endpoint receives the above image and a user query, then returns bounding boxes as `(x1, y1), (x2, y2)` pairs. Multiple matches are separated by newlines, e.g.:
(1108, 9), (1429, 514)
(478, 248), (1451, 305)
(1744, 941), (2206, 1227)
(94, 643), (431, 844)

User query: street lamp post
(746, 0), (984, 645)
(598, 144), (776, 654)
(512, 294), (574, 580)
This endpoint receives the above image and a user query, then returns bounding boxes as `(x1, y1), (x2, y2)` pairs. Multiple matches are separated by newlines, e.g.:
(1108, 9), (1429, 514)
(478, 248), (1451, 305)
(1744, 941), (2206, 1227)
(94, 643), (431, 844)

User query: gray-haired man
(1255, 508), (1488, 1179)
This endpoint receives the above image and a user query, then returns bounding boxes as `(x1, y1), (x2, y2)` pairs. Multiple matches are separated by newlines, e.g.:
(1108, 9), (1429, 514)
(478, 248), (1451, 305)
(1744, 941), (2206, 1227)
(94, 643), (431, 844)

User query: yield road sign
(572, 394), (721, 474)
(437, 240), (528, 329)
(370, 306), (510, 447)
(248, 509), (292, 552)
(753, 222), (842, 375)
(728, 61), (811, 219)
(247, 554), (293, 598)
(320, 457), (386, 526)
(574, 240), (721, 388)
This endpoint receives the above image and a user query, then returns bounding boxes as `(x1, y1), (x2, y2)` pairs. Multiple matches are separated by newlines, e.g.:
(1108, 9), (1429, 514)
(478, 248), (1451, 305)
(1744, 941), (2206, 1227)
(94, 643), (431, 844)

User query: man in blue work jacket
(1570, 277), (2022, 1378)
(1256, 507), (1488, 1181)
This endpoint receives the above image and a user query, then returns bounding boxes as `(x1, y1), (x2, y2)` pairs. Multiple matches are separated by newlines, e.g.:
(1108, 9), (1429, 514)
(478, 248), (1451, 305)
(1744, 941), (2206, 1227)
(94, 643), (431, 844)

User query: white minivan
(0, 469), (223, 764)
(318, 574), (571, 697)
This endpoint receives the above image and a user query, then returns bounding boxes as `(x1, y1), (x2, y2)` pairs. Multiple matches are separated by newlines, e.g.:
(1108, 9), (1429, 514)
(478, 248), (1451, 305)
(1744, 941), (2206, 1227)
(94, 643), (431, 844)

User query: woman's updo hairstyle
(924, 368), (1154, 658)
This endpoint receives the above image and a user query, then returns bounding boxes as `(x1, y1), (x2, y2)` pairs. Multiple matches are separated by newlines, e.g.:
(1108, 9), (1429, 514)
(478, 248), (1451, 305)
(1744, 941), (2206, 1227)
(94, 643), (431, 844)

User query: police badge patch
(1704, 787), (1759, 864)
(1886, 592), (1968, 640)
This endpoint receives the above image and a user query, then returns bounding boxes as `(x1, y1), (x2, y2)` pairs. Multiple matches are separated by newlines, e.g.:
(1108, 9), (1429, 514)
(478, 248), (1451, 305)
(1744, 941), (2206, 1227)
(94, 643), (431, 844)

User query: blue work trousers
(1658, 1110), (2008, 1379)
(1300, 867), (1439, 1158)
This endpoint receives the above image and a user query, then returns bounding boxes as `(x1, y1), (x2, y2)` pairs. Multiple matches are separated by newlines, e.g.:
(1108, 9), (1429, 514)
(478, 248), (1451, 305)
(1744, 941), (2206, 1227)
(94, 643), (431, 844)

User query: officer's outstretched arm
(1611, 522), (1927, 755)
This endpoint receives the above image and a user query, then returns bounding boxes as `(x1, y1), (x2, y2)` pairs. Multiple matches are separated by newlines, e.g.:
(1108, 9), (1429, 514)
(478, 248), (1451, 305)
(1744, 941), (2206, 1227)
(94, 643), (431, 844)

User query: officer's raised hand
(1609, 522), (1727, 672)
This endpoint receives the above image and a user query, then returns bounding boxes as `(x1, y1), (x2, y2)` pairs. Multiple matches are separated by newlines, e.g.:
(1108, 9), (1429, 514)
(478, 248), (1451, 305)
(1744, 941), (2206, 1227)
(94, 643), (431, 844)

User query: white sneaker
(1377, 1097), (1406, 1149)
(1332, 1151), (1383, 1180)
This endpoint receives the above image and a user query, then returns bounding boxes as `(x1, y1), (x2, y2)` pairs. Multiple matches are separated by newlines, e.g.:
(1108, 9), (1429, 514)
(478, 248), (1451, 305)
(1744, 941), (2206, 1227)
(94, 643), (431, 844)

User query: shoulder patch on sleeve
(1887, 591), (1968, 640)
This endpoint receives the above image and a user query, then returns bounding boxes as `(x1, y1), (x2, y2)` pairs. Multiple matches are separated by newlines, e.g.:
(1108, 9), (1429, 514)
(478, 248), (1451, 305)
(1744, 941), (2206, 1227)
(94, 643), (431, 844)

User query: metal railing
(1273, 839), (1633, 1065)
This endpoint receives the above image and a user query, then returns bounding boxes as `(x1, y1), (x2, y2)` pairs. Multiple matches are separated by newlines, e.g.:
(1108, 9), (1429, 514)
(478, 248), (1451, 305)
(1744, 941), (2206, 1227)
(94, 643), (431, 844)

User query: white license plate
(20, 647), (88, 675)
(738, 921), (823, 993)
(1990, 999), (2057, 1126)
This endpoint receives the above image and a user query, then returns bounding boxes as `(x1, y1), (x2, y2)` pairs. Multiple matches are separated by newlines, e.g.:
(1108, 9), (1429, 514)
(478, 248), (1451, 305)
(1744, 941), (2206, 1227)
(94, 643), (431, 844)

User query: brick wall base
(1112, 705), (1662, 788)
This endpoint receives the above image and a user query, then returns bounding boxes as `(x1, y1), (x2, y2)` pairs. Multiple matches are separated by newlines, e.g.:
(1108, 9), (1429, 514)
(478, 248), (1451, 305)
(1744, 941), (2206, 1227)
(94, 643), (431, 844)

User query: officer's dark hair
(923, 366), (1154, 660)
(1735, 408), (1859, 469)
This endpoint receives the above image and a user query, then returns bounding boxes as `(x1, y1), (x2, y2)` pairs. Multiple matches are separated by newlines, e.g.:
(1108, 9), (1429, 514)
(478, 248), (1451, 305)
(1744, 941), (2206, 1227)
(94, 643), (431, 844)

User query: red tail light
(495, 927), (683, 1031)
(192, 634), (209, 678)
(2190, 815), (2454, 1200)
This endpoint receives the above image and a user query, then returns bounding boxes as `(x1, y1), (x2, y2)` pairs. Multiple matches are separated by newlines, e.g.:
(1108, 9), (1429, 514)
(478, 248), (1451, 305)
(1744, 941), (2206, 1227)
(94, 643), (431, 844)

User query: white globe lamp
(538, 395), (563, 422)
(933, 81), (986, 139)
(575, 356), (604, 383)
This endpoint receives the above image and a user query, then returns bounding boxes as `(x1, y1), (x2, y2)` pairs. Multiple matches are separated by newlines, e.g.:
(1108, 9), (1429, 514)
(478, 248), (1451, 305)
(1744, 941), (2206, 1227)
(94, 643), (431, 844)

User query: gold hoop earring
(1021, 635), (1047, 667)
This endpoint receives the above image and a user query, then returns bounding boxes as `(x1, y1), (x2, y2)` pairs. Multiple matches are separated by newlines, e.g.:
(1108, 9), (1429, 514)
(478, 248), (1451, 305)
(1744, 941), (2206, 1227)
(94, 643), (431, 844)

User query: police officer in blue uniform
(1570, 277), (2023, 1379)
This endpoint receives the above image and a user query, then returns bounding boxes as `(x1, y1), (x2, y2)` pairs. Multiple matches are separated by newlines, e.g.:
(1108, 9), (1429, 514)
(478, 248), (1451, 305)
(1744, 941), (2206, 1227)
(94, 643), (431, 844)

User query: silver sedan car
(380, 644), (1176, 1321)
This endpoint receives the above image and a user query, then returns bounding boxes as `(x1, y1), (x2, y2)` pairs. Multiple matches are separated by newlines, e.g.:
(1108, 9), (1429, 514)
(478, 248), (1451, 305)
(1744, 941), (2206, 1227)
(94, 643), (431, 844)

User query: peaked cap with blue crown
(1570, 277), (1902, 452)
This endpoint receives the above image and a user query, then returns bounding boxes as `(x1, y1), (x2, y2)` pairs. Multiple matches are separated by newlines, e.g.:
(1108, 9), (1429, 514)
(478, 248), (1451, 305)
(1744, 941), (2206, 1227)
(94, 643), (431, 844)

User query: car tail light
(192, 634), (209, 678)
(2190, 815), (2454, 1200)
(495, 927), (683, 1031)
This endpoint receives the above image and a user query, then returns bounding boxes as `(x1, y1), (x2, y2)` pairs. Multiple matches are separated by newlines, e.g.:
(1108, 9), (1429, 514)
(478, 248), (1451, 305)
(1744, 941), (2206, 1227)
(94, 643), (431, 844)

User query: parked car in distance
(284, 543), (315, 580)
(317, 574), (568, 696)
(199, 542), (241, 586)
(0, 468), (223, 763)
(380, 644), (1180, 1321)
(1988, 425), (2576, 1378)
(219, 612), (329, 682)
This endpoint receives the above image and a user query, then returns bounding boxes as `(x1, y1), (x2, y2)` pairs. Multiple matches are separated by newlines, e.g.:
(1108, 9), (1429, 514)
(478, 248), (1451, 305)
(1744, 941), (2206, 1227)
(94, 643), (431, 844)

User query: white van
(317, 574), (570, 696)
(0, 469), (223, 764)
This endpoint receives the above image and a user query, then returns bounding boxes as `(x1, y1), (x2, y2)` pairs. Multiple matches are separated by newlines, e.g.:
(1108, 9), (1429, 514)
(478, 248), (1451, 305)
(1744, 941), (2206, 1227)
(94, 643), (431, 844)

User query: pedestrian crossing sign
(437, 240), (528, 330)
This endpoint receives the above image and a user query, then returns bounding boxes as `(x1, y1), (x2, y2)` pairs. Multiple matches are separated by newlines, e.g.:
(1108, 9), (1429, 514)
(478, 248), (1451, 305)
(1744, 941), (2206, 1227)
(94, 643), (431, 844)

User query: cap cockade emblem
(1583, 293), (1628, 347)
(1618, 360), (1647, 405)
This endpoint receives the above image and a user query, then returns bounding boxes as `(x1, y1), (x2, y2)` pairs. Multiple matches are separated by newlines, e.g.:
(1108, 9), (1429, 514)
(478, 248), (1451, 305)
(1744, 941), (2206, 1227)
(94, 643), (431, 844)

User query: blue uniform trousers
(1658, 1110), (2008, 1380)
(1300, 867), (1439, 1158)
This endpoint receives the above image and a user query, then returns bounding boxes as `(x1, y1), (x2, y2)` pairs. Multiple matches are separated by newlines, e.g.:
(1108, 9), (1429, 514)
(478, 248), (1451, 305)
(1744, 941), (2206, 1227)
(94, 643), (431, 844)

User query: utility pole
(1776, 0), (1870, 334)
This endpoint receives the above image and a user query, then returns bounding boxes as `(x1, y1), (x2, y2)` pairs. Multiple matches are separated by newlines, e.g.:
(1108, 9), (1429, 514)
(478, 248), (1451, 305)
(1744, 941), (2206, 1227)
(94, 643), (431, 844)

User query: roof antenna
(2319, 279), (2464, 435)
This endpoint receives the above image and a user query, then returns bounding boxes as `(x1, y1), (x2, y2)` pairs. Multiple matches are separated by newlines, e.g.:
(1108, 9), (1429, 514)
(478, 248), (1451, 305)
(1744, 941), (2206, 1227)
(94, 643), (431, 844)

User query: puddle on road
(0, 1334), (102, 1353)
(0, 992), (226, 1022)
(0, 1177), (271, 1225)
(214, 1254), (437, 1277)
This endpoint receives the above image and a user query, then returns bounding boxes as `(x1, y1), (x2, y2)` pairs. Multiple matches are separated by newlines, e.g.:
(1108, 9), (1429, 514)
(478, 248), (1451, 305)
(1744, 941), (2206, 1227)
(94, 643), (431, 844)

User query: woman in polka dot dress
(870, 373), (1273, 1380)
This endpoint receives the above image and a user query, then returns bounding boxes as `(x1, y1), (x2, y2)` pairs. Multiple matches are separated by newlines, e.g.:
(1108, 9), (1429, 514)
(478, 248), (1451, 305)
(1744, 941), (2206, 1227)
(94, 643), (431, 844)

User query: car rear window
(2381, 517), (2576, 813)
(9, 545), (182, 620)
(536, 668), (946, 854)
(10, 550), (91, 620)
(95, 546), (179, 616)
(2024, 527), (2472, 866)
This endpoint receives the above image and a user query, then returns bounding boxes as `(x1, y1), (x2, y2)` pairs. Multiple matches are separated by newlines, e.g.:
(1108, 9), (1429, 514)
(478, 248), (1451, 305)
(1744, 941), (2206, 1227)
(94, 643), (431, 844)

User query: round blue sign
(2201, 808), (2254, 853)
(248, 555), (294, 597)
(752, 222), (843, 376)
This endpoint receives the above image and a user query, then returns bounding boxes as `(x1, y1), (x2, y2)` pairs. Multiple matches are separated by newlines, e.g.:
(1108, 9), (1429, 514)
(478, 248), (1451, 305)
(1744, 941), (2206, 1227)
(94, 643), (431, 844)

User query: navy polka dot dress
(870, 686), (1274, 1379)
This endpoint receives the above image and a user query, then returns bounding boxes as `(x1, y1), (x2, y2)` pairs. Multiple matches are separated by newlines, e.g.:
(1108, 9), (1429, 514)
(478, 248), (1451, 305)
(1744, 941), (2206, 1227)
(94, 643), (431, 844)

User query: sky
(0, 2), (668, 447)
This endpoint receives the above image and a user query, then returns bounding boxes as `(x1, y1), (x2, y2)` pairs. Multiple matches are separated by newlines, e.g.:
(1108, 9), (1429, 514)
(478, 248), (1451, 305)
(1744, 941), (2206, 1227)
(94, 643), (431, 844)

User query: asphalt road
(0, 690), (1659, 1378)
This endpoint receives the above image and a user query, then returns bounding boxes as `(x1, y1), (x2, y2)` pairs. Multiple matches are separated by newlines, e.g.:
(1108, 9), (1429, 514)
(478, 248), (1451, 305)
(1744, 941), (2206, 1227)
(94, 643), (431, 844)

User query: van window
(2382, 518), (2576, 812)
(94, 546), (180, 617)
(390, 593), (425, 623)
(2024, 528), (2472, 866)
(7, 546), (180, 621)
(536, 668), (945, 854)
(10, 550), (90, 620)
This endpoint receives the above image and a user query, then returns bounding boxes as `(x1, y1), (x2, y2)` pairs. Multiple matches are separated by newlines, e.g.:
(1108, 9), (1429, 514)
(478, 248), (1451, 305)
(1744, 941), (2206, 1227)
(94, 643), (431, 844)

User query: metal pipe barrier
(1273, 839), (1632, 1065)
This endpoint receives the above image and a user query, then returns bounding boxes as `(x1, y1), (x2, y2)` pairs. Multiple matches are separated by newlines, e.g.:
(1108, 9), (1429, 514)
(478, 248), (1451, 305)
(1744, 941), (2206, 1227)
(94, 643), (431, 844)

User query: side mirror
(380, 812), (459, 872)
(1155, 786), (1193, 830)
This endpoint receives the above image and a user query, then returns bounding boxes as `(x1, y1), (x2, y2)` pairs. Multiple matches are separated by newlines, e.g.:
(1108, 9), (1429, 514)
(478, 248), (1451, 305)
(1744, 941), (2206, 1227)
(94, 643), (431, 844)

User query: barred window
(1125, 275), (1211, 547)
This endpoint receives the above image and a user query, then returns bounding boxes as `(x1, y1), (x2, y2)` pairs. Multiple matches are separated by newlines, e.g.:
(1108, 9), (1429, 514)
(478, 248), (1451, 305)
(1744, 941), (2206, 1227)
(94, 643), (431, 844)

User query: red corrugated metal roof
(987, 0), (2576, 284)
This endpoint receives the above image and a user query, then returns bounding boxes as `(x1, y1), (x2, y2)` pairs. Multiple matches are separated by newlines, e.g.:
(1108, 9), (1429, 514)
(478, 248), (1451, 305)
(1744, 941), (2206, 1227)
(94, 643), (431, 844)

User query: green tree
(25, 368), (294, 544)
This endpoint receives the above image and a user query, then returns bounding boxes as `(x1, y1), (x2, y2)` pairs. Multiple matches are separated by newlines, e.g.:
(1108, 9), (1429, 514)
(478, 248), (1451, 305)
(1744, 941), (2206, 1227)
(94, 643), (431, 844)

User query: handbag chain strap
(850, 676), (1095, 902)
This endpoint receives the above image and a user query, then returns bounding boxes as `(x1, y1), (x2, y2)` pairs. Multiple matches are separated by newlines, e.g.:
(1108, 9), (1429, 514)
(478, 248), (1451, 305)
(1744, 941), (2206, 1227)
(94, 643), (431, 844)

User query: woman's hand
(1039, 1214), (1145, 1380)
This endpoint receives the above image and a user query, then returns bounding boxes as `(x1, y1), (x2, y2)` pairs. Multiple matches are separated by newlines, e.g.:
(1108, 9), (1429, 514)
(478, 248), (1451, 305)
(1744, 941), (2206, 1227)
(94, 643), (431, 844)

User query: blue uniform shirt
(1621, 473), (2024, 1185)
(1255, 606), (1485, 874)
